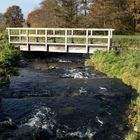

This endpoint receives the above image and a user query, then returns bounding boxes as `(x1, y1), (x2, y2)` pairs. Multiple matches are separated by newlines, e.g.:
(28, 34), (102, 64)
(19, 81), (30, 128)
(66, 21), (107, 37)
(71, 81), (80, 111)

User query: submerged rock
(0, 97), (1, 111)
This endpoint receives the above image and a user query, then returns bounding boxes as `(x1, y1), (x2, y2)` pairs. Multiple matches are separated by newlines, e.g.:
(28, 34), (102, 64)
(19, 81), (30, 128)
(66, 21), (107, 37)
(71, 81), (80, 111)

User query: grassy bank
(113, 34), (140, 49)
(0, 31), (20, 85)
(85, 50), (140, 140)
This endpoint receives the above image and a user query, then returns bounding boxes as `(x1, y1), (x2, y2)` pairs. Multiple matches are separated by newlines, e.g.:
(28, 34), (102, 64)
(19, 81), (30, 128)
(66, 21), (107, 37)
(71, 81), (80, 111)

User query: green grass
(113, 34), (140, 49)
(85, 50), (140, 140)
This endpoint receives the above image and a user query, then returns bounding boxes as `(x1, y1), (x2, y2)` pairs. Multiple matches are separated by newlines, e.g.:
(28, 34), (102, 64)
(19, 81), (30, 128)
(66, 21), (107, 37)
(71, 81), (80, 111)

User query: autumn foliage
(128, 0), (140, 31)
(4, 5), (24, 27)
(0, 0), (140, 33)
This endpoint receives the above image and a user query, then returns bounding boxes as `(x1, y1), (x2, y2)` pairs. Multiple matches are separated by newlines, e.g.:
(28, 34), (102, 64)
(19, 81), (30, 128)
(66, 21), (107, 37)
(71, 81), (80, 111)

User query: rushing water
(0, 53), (133, 140)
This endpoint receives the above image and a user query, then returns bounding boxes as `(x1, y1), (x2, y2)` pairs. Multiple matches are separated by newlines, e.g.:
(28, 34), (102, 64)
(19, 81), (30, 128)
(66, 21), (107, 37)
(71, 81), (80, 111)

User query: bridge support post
(36, 29), (39, 42)
(65, 29), (68, 52)
(90, 30), (93, 44)
(107, 30), (113, 51)
(45, 29), (48, 51)
(86, 30), (89, 53)
(8, 29), (11, 43)
(53, 29), (56, 43)
(26, 29), (30, 51)
(19, 29), (21, 42)
(71, 30), (74, 43)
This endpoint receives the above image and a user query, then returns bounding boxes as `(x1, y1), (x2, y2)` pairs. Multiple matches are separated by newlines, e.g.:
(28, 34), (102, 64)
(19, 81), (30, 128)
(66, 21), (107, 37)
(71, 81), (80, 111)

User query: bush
(0, 30), (20, 85)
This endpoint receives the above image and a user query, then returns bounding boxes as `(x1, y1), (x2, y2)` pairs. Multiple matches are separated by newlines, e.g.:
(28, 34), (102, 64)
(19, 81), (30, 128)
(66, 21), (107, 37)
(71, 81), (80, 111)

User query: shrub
(0, 30), (20, 85)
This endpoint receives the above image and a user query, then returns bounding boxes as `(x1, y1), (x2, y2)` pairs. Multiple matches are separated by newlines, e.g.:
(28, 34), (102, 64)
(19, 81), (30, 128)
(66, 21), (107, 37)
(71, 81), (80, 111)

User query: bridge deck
(7, 28), (114, 53)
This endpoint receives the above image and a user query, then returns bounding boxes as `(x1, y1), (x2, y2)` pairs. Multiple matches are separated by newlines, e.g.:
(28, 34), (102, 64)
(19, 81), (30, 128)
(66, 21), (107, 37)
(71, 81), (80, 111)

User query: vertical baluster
(86, 29), (89, 53)
(65, 29), (68, 52)
(26, 29), (30, 51)
(8, 29), (11, 43)
(107, 30), (111, 51)
(45, 29), (48, 52)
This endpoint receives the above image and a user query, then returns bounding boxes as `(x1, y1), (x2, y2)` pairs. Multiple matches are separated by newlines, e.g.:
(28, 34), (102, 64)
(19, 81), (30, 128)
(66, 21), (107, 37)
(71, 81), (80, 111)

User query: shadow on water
(0, 52), (136, 140)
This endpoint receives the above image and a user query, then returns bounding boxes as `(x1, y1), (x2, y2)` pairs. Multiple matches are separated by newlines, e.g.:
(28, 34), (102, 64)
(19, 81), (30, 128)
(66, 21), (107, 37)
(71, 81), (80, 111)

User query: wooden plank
(65, 29), (68, 52)
(86, 30), (89, 53)
(107, 30), (111, 51)
(45, 29), (48, 51)
(7, 27), (115, 31)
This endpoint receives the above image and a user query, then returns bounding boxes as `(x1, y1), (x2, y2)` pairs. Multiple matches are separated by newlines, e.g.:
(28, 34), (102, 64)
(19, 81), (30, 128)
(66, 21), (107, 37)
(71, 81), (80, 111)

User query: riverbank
(85, 50), (140, 140)
(0, 31), (20, 85)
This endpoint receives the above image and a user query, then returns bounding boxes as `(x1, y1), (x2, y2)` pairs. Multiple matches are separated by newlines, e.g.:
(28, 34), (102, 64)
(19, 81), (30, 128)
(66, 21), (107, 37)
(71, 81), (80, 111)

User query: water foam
(62, 68), (91, 79)
(58, 59), (72, 63)
(24, 106), (96, 139)
(66, 128), (96, 139)
(25, 107), (56, 132)
(79, 87), (87, 94)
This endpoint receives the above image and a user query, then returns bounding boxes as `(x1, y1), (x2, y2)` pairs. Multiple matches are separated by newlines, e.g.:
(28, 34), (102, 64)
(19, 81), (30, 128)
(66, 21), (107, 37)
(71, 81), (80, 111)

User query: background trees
(0, 0), (140, 34)
(128, 0), (140, 31)
(88, 0), (134, 33)
(57, 0), (79, 27)
(26, 0), (137, 34)
(0, 13), (6, 31)
(26, 9), (41, 27)
(27, 0), (59, 27)
(4, 5), (24, 27)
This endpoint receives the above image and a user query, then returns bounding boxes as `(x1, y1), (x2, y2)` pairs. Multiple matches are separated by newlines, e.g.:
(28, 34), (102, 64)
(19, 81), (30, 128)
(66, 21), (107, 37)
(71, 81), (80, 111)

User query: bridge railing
(7, 28), (114, 53)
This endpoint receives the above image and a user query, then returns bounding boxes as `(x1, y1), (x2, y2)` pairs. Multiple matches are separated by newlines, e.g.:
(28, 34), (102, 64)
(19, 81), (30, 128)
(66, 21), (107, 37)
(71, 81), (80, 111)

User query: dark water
(0, 53), (133, 140)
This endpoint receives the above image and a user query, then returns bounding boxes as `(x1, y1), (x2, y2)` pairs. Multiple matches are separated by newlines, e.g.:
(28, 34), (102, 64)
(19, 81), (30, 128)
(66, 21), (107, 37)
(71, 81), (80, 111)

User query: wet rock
(13, 127), (55, 140)
(18, 59), (28, 67)
(0, 97), (2, 112)
(33, 128), (56, 140)
(59, 107), (76, 115)
(134, 126), (140, 133)
(0, 114), (6, 122)
(71, 92), (82, 97)
(0, 118), (17, 134)
(49, 66), (56, 70)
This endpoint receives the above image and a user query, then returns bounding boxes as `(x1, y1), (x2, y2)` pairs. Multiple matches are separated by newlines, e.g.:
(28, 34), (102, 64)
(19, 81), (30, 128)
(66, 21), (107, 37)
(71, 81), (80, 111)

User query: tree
(128, 0), (140, 31)
(57, 0), (93, 27)
(0, 13), (6, 31)
(57, 0), (79, 27)
(27, 0), (59, 27)
(89, 0), (134, 34)
(27, 0), (80, 28)
(40, 0), (59, 27)
(26, 0), (95, 28)
(27, 9), (42, 27)
(4, 5), (24, 27)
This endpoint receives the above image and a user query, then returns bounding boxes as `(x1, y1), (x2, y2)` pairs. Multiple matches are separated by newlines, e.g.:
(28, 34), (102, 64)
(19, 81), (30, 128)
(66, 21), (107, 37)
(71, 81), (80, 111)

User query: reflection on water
(0, 53), (133, 140)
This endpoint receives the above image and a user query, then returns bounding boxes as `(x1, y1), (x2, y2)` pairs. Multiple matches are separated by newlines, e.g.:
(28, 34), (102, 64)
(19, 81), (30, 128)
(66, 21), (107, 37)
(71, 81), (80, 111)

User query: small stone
(49, 66), (56, 70)
(134, 126), (139, 132)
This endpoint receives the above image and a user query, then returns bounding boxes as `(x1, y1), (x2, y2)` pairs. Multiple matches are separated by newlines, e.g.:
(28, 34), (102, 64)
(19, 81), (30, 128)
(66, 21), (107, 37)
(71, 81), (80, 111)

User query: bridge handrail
(7, 27), (114, 31)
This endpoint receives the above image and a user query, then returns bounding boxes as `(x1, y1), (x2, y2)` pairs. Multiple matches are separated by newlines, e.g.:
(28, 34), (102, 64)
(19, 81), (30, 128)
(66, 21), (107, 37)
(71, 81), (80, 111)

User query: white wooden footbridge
(7, 28), (114, 53)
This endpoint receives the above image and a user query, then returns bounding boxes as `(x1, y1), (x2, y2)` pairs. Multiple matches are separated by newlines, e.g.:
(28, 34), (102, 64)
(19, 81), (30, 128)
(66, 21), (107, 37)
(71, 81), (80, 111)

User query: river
(0, 53), (133, 140)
